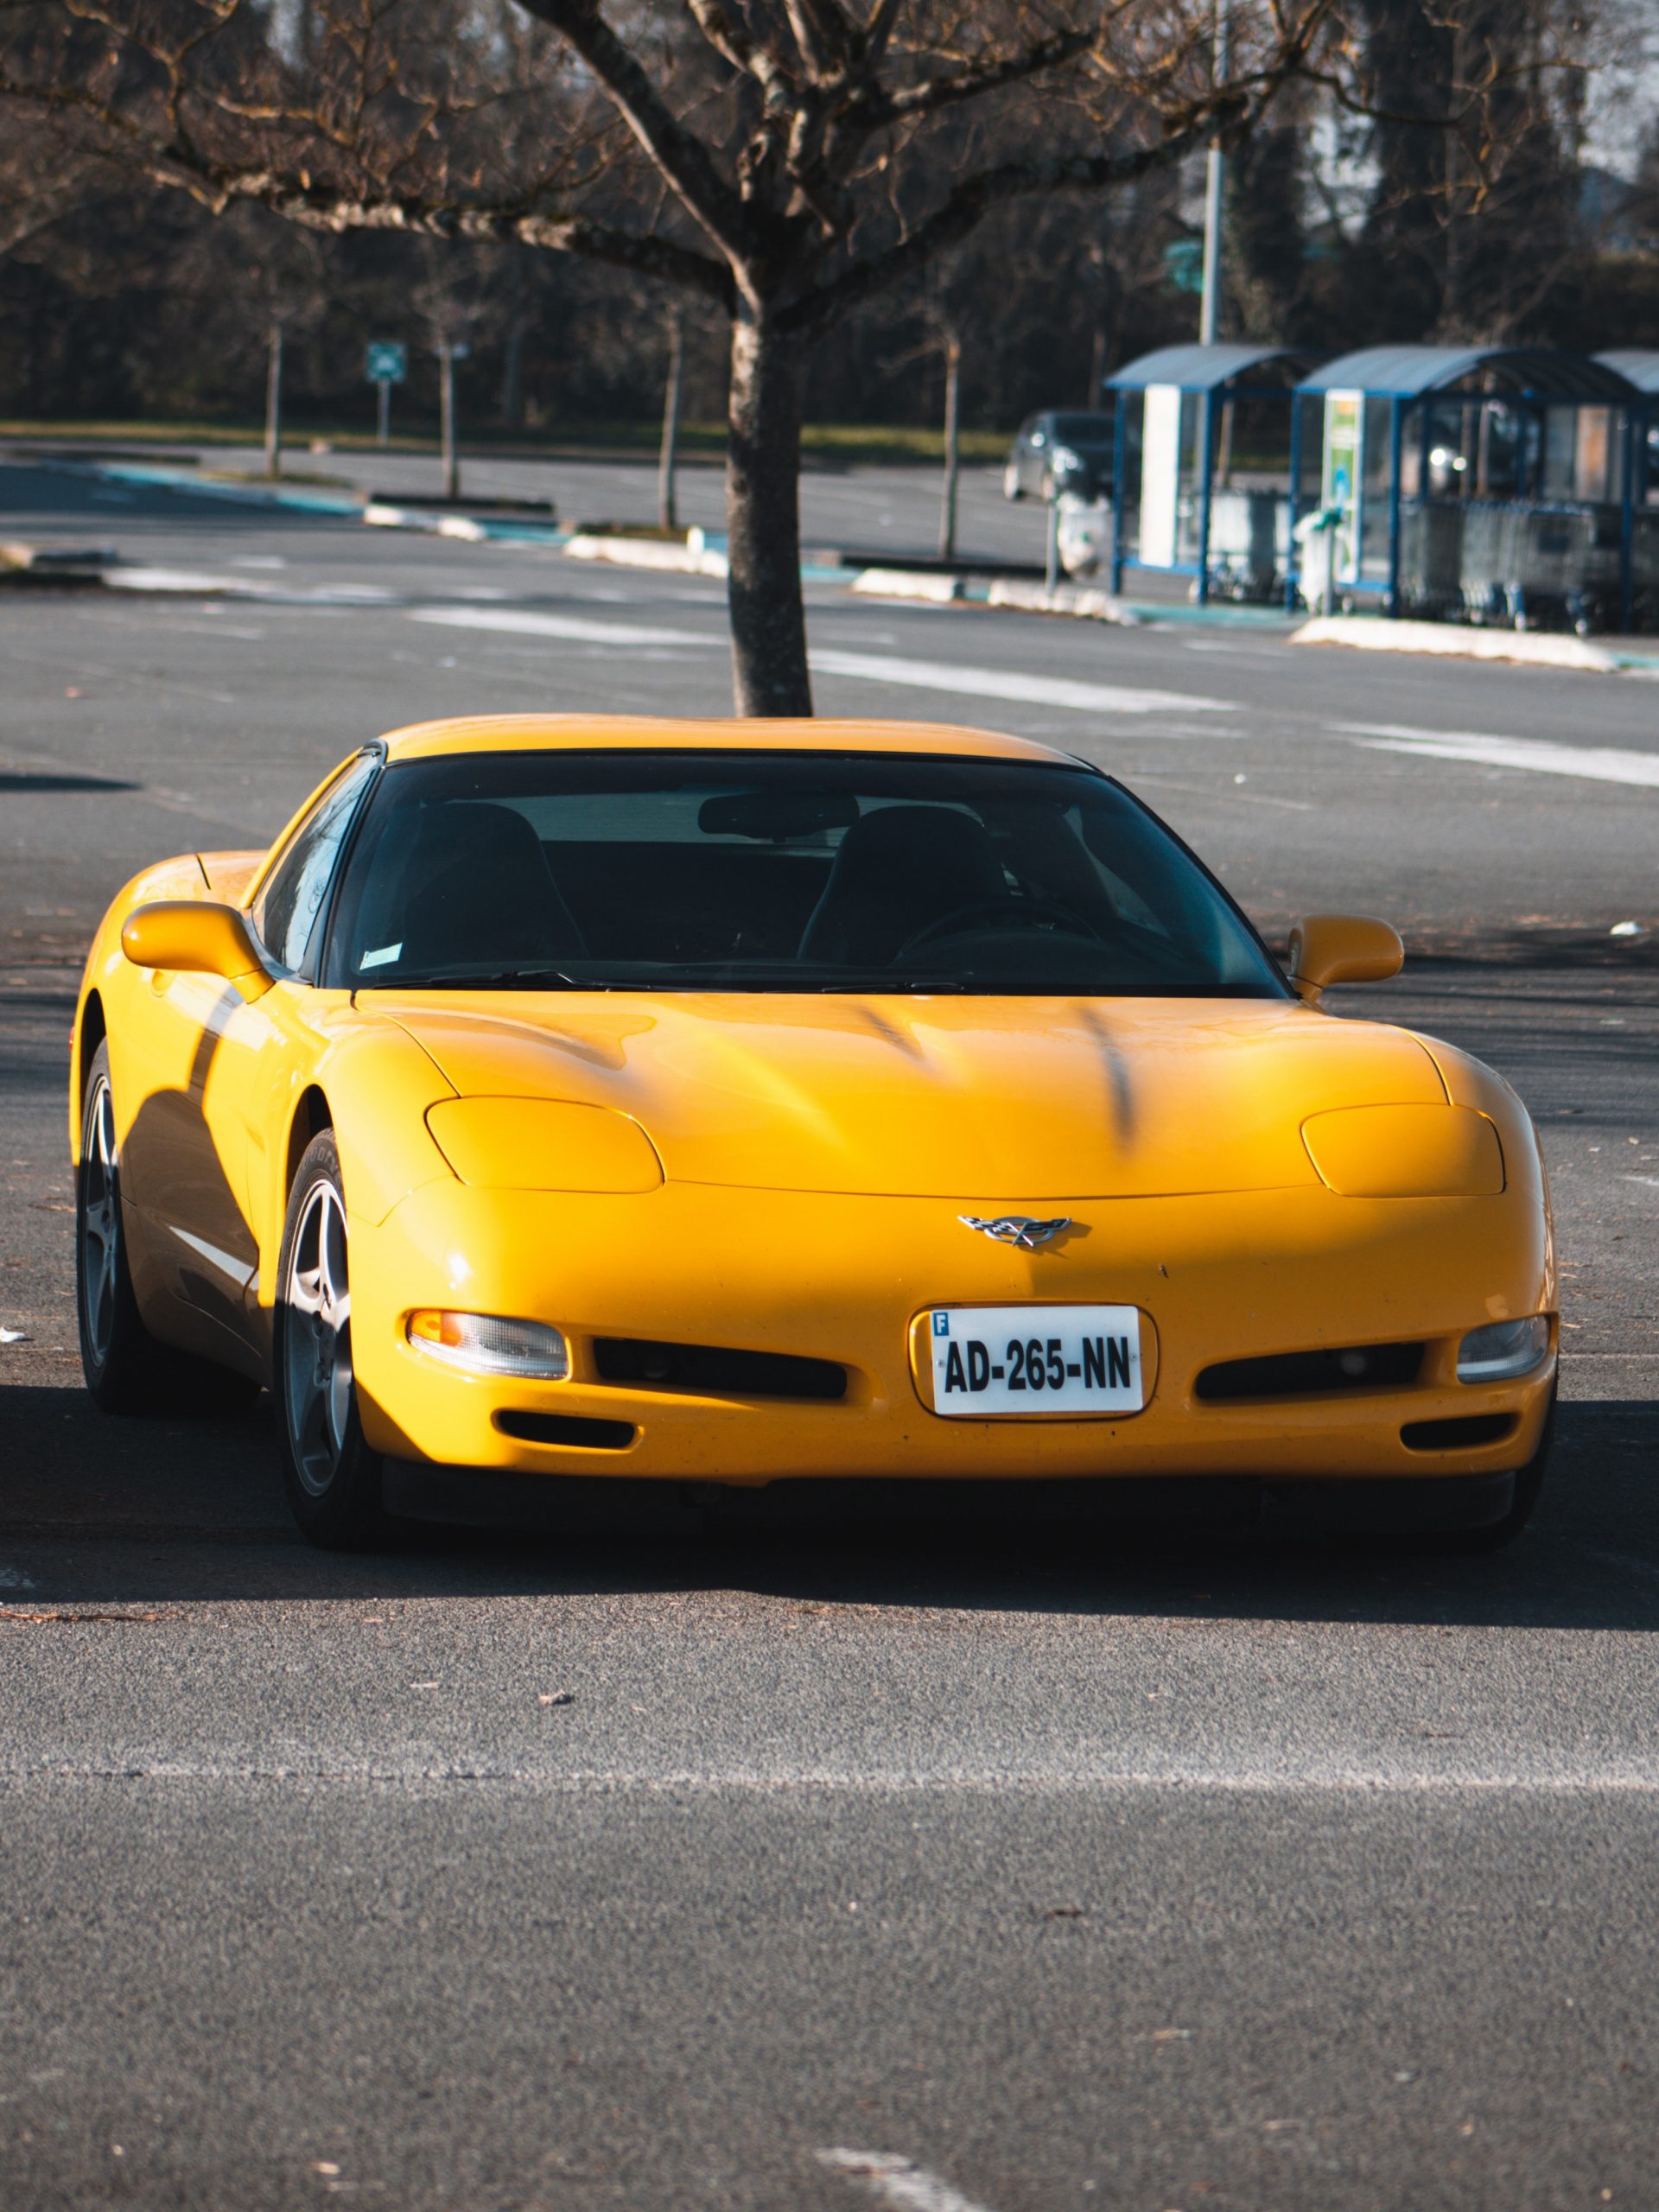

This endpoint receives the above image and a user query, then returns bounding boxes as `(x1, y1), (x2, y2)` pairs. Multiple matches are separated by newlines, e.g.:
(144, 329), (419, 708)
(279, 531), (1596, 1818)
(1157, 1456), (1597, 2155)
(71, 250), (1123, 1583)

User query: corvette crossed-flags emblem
(957, 1214), (1072, 1250)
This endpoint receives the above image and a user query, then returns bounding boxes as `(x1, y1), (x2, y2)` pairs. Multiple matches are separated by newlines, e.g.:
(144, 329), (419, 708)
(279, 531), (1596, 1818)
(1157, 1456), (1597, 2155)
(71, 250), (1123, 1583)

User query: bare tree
(253, 229), (328, 475)
(0, 0), (1341, 712)
(413, 245), (491, 499)
(886, 252), (975, 562)
(1317, 0), (1624, 344)
(658, 300), (686, 532)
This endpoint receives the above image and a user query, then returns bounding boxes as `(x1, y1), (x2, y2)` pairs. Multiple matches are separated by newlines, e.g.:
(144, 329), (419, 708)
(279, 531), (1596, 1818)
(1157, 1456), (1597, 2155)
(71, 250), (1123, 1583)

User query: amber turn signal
(407, 1312), (569, 1379)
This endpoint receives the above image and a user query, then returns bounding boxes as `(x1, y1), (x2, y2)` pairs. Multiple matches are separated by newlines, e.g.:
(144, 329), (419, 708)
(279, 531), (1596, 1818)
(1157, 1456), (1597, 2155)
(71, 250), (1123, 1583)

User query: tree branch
(858, 0), (906, 69)
(779, 0), (1339, 345)
(776, 135), (1204, 340)
(779, 0), (845, 78)
(845, 21), (1105, 135)
(0, 67), (737, 300)
(509, 0), (757, 278)
(682, 0), (761, 79)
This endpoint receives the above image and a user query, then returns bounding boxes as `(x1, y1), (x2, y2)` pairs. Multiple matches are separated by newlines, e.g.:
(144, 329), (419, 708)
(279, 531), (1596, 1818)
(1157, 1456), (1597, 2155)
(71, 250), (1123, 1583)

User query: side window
(254, 757), (378, 977)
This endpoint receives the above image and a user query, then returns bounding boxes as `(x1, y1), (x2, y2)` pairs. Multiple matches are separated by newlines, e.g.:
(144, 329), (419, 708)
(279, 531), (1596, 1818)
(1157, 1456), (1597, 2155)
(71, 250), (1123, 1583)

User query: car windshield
(323, 749), (1286, 999)
(1050, 415), (1114, 448)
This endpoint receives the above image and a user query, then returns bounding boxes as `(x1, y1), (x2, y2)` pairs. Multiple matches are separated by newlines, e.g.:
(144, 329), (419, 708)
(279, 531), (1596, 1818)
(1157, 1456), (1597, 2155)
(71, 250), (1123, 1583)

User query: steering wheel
(894, 895), (1107, 961)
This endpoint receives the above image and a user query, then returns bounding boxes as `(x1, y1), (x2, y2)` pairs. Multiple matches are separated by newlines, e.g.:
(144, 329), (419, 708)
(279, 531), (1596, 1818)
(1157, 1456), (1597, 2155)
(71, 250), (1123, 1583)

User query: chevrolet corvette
(72, 715), (1556, 1549)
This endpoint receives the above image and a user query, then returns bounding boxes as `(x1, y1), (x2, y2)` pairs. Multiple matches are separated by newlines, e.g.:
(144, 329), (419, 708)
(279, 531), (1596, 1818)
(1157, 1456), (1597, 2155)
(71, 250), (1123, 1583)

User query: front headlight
(407, 1311), (569, 1379)
(1051, 444), (1083, 472)
(1457, 1315), (1551, 1383)
(425, 1097), (663, 1192)
(1301, 1103), (1504, 1198)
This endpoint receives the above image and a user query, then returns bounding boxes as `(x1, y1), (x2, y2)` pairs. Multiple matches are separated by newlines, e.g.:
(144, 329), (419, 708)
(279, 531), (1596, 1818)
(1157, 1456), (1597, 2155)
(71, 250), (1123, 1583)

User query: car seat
(797, 804), (1006, 968)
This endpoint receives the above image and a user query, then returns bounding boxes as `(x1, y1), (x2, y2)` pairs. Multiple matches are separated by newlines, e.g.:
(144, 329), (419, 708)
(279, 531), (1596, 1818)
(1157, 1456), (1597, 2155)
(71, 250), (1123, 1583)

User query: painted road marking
(405, 608), (1235, 716)
(18, 1761), (1659, 1789)
(818, 2149), (1001, 2212)
(1341, 723), (1659, 789)
(810, 647), (1231, 716)
(409, 606), (712, 649)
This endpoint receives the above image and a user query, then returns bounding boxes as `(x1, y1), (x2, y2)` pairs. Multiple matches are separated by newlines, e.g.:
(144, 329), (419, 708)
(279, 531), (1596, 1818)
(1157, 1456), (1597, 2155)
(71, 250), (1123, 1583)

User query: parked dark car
(1003, 410), (1116, 502)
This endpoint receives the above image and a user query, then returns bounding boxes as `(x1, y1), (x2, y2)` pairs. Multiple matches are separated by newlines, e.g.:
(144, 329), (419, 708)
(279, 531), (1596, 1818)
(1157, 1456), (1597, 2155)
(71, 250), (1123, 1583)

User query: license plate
(927, 1305), (1144, 1416)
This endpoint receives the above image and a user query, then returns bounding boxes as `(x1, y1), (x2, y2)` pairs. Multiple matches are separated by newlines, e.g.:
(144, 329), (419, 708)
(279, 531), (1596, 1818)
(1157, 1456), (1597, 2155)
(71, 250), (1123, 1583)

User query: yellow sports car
(71, 715), (1556, 1550)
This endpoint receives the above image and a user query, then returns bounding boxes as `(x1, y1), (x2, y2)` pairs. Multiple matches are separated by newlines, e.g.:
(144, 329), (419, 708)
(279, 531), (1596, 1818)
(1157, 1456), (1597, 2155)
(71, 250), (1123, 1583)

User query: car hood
(377, 993), (1446, 1200)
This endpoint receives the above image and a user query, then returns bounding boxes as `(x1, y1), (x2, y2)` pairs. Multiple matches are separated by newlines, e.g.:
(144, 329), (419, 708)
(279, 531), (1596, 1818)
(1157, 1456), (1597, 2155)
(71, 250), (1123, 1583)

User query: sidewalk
(1292, 613), (1659, 676)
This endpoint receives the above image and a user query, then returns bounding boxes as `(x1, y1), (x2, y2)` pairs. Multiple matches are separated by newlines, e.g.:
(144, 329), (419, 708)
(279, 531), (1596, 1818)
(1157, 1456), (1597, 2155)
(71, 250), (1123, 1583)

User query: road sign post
(436, 340), (469, 501)
(365, 341), (407, 448)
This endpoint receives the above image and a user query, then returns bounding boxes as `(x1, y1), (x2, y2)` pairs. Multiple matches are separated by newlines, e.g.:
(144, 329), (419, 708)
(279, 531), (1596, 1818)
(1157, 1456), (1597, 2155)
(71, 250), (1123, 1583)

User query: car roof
(378, 714), (1082, 768)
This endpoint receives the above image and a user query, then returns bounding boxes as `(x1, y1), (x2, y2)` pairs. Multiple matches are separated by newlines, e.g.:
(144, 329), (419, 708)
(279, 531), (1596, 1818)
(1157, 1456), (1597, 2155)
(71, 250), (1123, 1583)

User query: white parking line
(409, 607), (714, 649)
(818, 2149), (1001, 2212)
(810, 647), (1231, 716)
(1341, 723), (1659, 789)
(405, 607), (1235, 717)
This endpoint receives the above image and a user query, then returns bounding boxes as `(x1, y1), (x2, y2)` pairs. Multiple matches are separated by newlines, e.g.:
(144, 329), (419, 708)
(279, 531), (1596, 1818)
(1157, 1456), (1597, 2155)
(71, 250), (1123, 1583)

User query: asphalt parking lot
(2, 456), (1657, 2211)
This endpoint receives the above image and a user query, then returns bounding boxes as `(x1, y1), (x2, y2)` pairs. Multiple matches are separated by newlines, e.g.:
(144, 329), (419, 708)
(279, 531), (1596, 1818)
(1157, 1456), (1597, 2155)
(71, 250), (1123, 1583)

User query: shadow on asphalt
(0, 457), (349, 539)
(3, 1382), (1656, 1630)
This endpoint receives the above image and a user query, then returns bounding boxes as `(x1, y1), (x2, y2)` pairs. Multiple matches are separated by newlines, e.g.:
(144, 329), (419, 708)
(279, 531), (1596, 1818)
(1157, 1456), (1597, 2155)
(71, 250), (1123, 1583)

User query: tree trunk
(264, 319), (283, 479)
(1089, 254), (1121, 405)
(725, 311), (810, 717)
(658, 305), (685, 533)
(439, 344), (460, 501)
(938, 333), (962, 564)
(499, 321), (527, 432)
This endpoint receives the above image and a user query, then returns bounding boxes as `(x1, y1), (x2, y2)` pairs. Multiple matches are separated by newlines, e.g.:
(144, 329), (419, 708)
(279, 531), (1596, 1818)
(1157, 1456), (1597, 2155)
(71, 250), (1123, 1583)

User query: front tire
(1415, 1382), (1556, 1555)
(274, 1130), (390, 1548)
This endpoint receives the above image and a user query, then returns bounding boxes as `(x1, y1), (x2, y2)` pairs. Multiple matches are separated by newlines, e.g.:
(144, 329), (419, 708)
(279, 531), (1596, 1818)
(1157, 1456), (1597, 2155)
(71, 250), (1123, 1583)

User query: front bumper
(346, 1178), (1555, 1484)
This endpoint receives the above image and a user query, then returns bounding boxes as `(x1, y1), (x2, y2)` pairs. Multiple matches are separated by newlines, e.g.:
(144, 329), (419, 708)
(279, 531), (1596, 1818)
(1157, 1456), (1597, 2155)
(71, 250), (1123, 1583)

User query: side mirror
(1287, 913), (1403, 1002)
(121, 900), (273, 1000)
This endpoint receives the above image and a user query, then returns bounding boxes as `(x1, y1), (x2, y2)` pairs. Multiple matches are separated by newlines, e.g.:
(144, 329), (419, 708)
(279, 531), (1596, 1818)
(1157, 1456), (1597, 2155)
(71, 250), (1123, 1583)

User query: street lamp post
(1198, 0), (1230, 347)
(438, 341), (459, 501)
(264, 318), (283, 480)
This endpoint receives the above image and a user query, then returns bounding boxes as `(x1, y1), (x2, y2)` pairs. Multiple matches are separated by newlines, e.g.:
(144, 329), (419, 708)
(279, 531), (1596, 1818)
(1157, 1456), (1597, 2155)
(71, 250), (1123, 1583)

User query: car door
(120, 753), (379, 1370)
(1022, 417), (1051, 495)
(205, 752), (385, 1362)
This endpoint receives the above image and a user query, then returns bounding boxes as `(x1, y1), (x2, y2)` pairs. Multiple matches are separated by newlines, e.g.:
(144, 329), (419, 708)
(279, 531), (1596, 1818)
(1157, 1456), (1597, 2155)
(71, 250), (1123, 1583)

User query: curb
(851, 567), (1142, 625)
(984, 578), (1141, 626)
(363, 500), (568, 546)
(1291, 613), (1619, 673)
(564, 529), (727, 578)
(852, 567), (963, 603)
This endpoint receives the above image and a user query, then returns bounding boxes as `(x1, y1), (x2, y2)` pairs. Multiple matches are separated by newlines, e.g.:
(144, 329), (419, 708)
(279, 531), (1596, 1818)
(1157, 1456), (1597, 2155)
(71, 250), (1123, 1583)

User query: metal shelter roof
(1596, 350), (1659, 395)
(1296, 346), (1636, 401)
(1105, 343), (1321, 393)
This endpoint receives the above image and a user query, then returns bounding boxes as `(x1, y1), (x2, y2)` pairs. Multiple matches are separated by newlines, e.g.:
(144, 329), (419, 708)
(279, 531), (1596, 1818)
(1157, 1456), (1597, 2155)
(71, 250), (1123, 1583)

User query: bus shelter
(1104, 344), (1326, 606)
(1290, 346), (1640, 630)
(1596, 352), (1659, 629)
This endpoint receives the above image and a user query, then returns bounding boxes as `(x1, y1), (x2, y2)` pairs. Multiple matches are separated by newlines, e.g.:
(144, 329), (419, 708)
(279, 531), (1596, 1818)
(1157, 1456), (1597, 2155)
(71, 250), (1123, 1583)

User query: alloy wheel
(79, 1074), (121, 1369)
(282, 1178), (354, 1496)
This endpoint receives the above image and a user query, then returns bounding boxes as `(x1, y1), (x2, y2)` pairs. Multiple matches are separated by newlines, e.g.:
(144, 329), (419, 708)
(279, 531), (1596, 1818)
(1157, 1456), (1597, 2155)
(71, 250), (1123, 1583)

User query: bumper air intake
(592, 1337), (848, 1402)
(1196, 1342), (1426, 1403)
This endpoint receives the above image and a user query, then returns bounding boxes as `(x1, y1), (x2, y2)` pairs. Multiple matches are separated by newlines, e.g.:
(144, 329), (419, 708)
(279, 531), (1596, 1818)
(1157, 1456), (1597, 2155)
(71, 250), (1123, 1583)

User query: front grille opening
(493, 1409), (636, 1451)
(1401, 1414), (1518, 1452)
(1197, 1342), (1426, 1403)
(592, 1337), (848, 1402)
